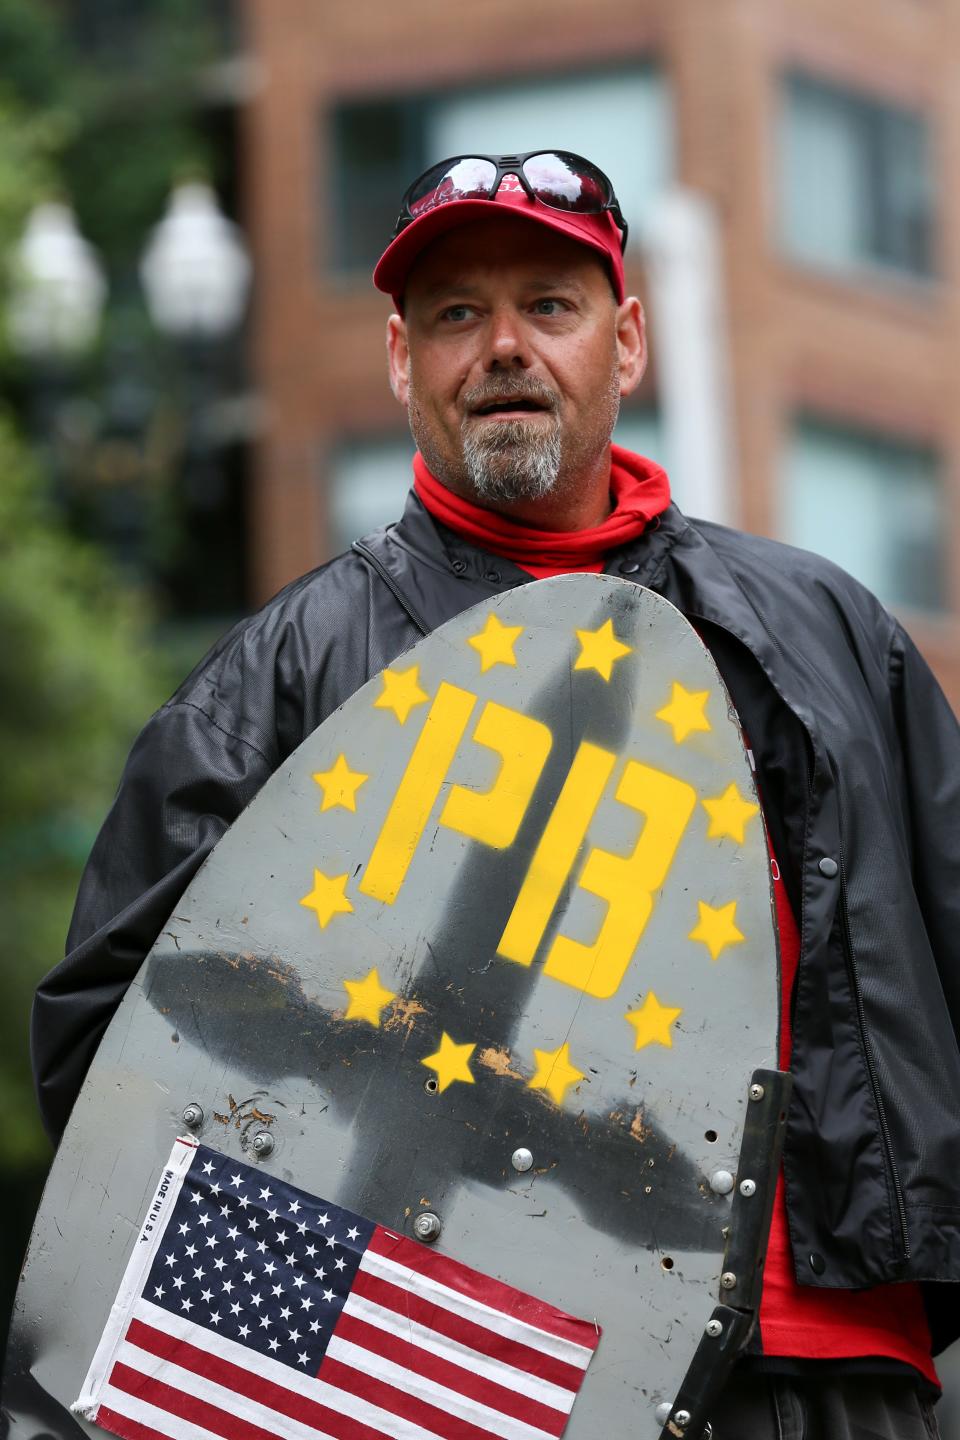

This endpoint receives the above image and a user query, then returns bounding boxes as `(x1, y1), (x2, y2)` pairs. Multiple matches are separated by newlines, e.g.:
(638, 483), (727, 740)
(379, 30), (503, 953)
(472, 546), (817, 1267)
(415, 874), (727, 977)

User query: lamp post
(139, 180), (251, 516)
(8, 200), (107, 361)
(7, 201), (107, 494)
(139, 180), (251, 342)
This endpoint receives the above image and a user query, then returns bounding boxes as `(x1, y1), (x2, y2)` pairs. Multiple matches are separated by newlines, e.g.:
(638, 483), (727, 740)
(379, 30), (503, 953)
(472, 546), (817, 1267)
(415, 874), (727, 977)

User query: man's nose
(484, 307), (532, 370)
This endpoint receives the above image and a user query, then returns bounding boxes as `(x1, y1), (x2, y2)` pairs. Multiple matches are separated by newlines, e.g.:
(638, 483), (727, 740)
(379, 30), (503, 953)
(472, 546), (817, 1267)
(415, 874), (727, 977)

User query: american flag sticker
(73, 1136), (601, 1440)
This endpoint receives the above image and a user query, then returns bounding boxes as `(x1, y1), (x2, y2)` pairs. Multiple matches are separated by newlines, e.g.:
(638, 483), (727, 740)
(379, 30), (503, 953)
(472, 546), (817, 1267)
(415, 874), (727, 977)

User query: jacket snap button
(808, 1252), (826, 1275)
(452, 559), (467, 574)
(484, 568), (501, 583)
(818, 857), (839, 878)
(620, 561), (641, 575)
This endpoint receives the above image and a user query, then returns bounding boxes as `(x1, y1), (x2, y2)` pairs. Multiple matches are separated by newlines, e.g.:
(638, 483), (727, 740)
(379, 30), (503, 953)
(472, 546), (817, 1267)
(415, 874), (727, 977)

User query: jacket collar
(354, 490), (688, 635)
(355, 488), (824, 767)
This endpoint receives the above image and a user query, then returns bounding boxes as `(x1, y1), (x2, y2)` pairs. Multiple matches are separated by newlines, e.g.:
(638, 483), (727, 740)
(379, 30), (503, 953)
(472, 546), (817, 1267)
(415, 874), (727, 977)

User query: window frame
(777, 68), (938, 288)
(779, 410), (948, 617)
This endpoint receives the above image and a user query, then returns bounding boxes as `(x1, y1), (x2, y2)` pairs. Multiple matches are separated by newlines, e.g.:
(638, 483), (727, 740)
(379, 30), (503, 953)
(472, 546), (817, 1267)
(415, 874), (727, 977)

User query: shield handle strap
(658, 1068), (792, 1440)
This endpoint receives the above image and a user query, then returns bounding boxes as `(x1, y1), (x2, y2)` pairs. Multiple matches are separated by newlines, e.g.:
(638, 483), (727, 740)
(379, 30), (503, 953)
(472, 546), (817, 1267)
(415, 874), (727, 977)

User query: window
(779, 73), (934, 280)
(782, 417), (945, 613)
(329, 66), (672, 273)
(328, 435), (414, 554)
(331, 103), (425, 273)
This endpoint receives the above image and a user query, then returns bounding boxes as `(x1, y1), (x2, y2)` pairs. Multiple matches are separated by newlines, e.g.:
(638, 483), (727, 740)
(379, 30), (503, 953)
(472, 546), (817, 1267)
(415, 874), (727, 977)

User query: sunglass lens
(523, 152), (610, 213)
(407, 157), (499, 218)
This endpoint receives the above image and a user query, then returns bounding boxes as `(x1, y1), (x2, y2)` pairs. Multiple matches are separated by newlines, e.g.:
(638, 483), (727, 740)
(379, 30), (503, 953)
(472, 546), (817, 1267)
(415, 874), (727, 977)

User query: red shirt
(760, 841), (936, 1385)
(414, 449), (938, 1387)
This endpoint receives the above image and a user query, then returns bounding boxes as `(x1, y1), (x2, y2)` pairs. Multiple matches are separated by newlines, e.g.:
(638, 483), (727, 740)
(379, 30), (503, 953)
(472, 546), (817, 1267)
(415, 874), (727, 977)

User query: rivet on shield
(413, 1211), (442, 1243)
(739, 1177), (757, 1197)
(181, 1103), (203, 1129)
(709, 1169), (734, 1195)
(705, 1318), (724, 1338)
(511, 1147), (534, 1173)
(250, 1130), (274, 1158)
(749, 1083), (765, 1102)
(720, 1271), (737, 1290)
(655, 1402), (672, 1426)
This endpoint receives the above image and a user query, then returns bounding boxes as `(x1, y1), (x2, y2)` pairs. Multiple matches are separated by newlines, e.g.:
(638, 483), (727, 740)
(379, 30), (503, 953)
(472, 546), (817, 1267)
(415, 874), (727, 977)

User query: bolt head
(739, 1177), (757, 1197)
(749, 1083), (765, 1102)
(705, 1318), (723, 1337)
(511, 1147), (534, 1173)
(181, 1103), (203, 1129)
(720, 1270), (737, 1290)
(674, 1411), (691, 1428)
(709, 1169), (734, 1195)
(413, 1211), (441, 1242)
(250, 1129), (274, 1157)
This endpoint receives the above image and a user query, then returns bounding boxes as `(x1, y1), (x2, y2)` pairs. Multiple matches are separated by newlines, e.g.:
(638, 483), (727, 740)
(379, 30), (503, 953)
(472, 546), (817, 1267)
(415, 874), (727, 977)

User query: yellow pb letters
(440, 703), (552, 849)
(543, 761), (696, 998)
(360, 682), (476, 904)
(497, 742), (616, 967)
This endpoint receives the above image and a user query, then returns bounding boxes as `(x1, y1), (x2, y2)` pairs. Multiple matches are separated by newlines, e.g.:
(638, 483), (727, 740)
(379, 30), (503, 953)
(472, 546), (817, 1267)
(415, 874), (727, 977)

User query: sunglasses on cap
(393, 151), (629, 250)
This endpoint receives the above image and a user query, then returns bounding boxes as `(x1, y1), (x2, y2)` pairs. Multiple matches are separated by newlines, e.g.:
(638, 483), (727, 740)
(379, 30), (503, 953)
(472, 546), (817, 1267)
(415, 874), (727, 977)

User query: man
(34, 152), (959, 1437)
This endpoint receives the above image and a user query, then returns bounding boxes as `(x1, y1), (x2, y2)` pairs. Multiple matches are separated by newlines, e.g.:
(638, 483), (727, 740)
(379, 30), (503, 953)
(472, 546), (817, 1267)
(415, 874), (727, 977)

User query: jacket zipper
(836, 847), (911, 1263)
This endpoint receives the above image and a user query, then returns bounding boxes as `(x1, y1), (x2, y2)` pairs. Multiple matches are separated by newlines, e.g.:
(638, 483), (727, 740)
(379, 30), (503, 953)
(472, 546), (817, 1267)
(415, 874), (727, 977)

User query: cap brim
(373, 195), (625, 306)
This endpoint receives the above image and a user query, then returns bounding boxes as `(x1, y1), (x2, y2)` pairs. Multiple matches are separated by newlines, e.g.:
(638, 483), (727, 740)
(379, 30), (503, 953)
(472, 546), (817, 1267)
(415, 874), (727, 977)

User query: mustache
(461, 375), (560, 414)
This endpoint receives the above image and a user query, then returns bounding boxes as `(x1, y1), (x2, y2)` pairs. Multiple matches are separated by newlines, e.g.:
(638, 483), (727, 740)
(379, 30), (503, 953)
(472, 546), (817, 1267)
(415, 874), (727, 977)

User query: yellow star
(421, 1032), (476, 1093)
(573, 618), (633, 681)
(343, 967), (396, 1026)
(299, 869), (353, 929)
(528, 1042), (585, 1106)
(373, 665), (429, 724)
(467, 613), (523, 673)
(656, 681), (712, 743)
(702, 782), (760, 843)
(689, 900), (744, 961)
(625, 992), (683, 1050)
(312, 754), (369, 813)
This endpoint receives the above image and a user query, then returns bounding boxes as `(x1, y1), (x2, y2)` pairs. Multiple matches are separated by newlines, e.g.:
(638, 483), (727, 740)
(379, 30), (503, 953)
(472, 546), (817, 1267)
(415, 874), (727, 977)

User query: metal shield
(5, 575), (782, 1438)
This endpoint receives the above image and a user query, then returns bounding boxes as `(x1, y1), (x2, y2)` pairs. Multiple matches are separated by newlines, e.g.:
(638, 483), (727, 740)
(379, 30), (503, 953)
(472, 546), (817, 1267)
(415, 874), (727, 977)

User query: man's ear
(616, 297), (647, 398)
(386, 313), (410, 406)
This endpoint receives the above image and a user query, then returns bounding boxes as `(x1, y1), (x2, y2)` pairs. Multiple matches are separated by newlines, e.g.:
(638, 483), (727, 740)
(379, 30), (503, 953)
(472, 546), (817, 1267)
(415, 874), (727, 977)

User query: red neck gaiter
(413, 446), (671, 578)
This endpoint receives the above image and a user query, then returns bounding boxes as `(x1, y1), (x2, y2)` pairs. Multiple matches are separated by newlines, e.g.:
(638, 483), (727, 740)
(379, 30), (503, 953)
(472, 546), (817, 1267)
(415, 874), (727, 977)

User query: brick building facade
(238, 0), (960, 705)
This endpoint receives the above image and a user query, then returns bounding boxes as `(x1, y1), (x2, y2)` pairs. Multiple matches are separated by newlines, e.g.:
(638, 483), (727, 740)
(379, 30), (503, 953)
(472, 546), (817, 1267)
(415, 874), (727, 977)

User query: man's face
(387, 215), (645, 516)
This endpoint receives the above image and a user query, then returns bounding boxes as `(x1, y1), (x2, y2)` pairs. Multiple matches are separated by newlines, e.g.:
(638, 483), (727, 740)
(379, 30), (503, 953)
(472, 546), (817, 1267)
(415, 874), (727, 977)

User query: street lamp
(7, 200), (107, 360)
(139, 180), (251, 340)
(7, 201), (107, 507)
(139, 178), (253, 565)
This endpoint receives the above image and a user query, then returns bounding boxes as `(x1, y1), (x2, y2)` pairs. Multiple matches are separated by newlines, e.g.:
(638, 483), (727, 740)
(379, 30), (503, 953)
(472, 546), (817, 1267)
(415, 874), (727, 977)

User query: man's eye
(532, 298), (567, 316)
(441, 305), (474, 323)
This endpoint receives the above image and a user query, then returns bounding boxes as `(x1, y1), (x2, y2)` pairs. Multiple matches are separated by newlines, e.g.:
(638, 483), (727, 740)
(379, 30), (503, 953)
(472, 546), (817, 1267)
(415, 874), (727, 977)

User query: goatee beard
(460, 376), (562, 502)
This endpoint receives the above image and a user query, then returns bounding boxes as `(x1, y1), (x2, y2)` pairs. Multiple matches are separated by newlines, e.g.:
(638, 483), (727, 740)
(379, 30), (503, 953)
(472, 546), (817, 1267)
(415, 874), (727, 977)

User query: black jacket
(33, 494), (960, 1349)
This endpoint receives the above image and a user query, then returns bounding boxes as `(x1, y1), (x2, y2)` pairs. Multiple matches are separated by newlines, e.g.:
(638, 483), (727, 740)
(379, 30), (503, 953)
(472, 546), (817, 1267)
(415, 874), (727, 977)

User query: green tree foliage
(62, 8), (220, 274)
(0, 0), (226, 1168)
(0, 414), (165, 1165)
(0, 0), (222, 273)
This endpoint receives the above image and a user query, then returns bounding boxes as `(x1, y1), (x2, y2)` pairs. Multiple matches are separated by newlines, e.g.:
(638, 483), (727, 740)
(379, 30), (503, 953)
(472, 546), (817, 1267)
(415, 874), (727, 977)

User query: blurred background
(2, 0), (960, 1426)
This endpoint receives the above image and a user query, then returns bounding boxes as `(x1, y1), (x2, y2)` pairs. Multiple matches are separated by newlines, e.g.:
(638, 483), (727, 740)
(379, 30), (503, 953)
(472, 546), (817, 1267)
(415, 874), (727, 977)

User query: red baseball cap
(373, 171), (626, 309)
